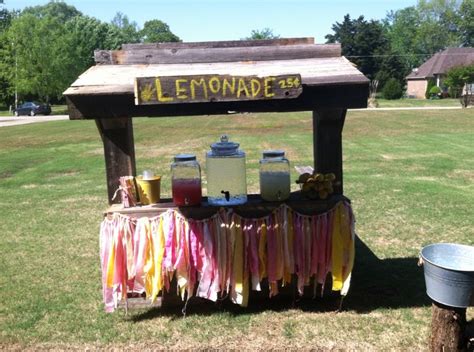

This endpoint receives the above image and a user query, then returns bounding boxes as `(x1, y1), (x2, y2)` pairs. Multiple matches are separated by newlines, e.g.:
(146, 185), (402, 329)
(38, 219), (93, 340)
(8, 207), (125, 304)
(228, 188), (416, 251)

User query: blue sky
(6, 0), (418, 42)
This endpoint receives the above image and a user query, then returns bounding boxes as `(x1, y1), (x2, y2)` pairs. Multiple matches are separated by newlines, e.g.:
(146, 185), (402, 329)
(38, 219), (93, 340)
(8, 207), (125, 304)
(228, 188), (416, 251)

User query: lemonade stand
(64, 38), (369, 311)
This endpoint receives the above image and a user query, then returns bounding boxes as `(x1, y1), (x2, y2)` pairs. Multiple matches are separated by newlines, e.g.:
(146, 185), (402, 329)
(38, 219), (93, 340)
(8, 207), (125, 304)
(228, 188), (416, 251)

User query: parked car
(13, 102), (51, 116)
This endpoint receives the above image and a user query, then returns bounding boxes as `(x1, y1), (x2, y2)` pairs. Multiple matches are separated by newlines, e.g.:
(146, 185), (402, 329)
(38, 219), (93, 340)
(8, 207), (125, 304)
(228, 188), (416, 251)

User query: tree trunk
(430, 301), (467, 351)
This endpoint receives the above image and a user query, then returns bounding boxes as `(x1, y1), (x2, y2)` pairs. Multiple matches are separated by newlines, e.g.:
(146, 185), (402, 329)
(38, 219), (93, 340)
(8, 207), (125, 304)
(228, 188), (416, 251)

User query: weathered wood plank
(96, 118), (136, 204)
(65, 74), (368, 97)
(122, 37), (315, 50)
(106, 194), (350, 220)
(135, 74), (302, 105)
(94, 44), (341, 65)
(66, 83), (369, 120)
(312, 109), (347, 195)
(65, 57), (368, 95)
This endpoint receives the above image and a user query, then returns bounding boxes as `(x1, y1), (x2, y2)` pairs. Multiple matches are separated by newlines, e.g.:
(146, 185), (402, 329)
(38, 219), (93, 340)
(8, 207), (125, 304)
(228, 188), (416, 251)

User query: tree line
(0, 0), (473, 107)
(0, 1), (180, 107)
(325, 0), (473, 98)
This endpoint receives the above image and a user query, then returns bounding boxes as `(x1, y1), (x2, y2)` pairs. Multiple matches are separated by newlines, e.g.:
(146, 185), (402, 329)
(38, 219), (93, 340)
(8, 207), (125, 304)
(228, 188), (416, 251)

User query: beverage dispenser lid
(263, 150), (285, 158)
(174, 153), (196, 162)
(210, 134), (240, 156)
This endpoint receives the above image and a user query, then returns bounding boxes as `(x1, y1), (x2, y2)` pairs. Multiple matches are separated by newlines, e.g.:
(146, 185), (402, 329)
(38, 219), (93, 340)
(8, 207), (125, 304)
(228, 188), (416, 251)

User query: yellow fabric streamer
(232, 216), (246, 306)
(106, 236), (115, 288)
(341, 205), (355, 296)
(175, 218), (188, 300)
(331, 203), (355, 292)
(150, 217), (165, 302)
(142, 219), (155, 298)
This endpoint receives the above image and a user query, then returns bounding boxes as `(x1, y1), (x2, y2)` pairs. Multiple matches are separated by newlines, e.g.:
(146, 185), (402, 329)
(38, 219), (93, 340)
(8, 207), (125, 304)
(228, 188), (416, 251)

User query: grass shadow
(344, 235), (431, 313)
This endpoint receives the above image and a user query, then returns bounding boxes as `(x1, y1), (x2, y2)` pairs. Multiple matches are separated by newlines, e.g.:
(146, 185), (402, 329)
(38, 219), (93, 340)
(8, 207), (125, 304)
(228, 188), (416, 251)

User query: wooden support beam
(312, 109), (347, 195)
(96, 118), (136, 204)
(65, 84), (368, 120)
(106, 194), (351, 220)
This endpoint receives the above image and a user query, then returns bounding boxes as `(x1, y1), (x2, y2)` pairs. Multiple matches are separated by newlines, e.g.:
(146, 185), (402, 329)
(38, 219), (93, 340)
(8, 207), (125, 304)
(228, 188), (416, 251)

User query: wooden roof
(64, 38), (369, 119)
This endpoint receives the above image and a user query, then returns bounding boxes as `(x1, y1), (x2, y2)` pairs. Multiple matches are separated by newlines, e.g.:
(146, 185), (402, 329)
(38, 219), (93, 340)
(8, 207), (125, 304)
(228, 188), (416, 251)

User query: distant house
(406, 47), (474, 99)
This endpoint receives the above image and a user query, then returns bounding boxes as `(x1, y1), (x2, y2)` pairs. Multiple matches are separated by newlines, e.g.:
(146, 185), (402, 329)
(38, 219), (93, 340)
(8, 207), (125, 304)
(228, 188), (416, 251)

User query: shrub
(425, 79), (436, 99)
(445, 64), (474, 107)
(383, 78), (403, 100)
(429, 86), (442, 99)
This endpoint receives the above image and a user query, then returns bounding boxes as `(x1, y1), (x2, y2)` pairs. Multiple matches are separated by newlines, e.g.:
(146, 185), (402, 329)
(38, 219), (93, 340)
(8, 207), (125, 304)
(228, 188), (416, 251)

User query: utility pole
(15, 53), (18, 110)
(11, 40), (17, 110)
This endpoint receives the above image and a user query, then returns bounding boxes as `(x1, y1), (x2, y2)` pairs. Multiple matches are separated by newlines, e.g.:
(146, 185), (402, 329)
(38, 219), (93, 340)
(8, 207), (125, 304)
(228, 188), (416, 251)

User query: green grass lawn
(0, 109), (472, 349)
(376, 98), (461, 108)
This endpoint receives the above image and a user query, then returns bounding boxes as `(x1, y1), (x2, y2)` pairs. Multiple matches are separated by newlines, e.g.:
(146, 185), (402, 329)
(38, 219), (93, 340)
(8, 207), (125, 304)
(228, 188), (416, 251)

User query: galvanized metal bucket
(420, 243), (474, 308)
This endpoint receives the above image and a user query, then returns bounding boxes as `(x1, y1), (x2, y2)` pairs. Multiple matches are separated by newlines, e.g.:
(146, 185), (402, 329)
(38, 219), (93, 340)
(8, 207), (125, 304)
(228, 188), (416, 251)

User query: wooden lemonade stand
(64, 38), (369, 311)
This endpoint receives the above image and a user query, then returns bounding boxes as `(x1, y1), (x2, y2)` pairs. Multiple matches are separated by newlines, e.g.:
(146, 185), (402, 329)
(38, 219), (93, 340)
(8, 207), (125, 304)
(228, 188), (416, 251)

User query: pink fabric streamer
(133, 218), (149, 294)
(317, 214), (328, 285)
(197, 221), (215, 300)
(266, 217), (277, 284)
(246, 219), (260, 291)
(294, 214), (305, 295)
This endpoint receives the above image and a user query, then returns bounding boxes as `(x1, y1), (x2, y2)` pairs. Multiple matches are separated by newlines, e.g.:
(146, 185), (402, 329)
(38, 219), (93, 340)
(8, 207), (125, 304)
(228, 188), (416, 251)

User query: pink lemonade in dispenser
(172, 178), (202, 206)
(171, 154), (202, 206)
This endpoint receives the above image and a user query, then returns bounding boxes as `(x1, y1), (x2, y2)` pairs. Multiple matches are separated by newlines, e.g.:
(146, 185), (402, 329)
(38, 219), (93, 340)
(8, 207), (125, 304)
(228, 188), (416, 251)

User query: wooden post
(312, 108), (347, 195)
(96, 118), (136, 204)
(430, 301), (467, 351)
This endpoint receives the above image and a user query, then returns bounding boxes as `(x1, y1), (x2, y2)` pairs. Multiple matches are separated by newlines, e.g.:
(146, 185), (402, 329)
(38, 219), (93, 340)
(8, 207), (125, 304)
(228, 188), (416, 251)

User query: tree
(1, 3), (16, 32)
(7, 14), (76, 102)
(246, 28), (280, 40)
(444, 64), (474, 107)
(375, 52), (410, 90)
(110, 12), (140, 44)
(385, 0), (463, 69)
(325, 15), (389, 80)
(458, 0), (474, 46)
(22, 0), (82, 23)
(65, 16), (115, 73)
(382, 77), (403, 99)
(385, 7), (424, 68)
(416, 0), (461, 56)
(0, 5), (19, 106)
(140, 19), (180, 43)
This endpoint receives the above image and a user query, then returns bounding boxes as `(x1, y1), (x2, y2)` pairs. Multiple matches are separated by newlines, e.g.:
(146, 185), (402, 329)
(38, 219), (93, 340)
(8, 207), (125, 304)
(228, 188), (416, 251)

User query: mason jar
(259, 150), (291, 201)
(206, 135), (247, 206)
(171, 154), (202, 206)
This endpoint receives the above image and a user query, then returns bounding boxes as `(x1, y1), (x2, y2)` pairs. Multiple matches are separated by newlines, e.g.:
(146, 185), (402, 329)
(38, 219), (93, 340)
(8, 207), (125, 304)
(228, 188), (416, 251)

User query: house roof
(406, 47), (474, 80)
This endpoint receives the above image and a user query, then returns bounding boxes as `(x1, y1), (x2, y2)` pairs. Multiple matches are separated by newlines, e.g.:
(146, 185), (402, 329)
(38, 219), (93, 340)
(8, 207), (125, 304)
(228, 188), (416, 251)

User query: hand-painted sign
(134, 74), (302, 105)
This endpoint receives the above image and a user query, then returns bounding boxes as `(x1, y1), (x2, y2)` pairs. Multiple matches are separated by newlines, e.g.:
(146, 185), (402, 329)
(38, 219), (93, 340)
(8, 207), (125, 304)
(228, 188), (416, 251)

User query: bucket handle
(417, 255), (424, 267)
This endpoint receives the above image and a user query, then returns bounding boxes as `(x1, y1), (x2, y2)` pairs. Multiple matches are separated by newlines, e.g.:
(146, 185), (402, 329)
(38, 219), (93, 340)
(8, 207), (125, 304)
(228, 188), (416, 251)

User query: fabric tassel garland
(99, 202), (355, 312)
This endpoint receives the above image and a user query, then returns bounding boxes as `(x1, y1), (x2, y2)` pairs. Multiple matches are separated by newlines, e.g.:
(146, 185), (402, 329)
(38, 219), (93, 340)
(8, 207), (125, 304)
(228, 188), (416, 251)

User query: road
(0, 115), (69, 127)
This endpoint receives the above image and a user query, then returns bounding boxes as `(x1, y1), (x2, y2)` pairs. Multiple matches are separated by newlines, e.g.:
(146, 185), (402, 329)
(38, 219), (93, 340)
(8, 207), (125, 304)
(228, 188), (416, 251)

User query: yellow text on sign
(137, 75), (302, 104)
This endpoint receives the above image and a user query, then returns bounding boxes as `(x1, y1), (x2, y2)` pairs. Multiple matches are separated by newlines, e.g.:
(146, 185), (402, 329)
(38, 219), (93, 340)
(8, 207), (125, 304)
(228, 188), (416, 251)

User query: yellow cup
(135, 175), (161, 205)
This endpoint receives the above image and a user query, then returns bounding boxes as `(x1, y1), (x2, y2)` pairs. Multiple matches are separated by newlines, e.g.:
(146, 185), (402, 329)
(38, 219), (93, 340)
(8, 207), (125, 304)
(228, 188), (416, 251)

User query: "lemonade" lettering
(139, 74), (301, 104)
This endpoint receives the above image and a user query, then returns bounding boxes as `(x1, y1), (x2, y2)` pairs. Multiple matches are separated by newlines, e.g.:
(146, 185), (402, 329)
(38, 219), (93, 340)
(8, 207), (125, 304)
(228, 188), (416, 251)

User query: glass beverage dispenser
(259, 150), (291, 201)
(206, 135), (247, 206)
(171, 154), (202, 206)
